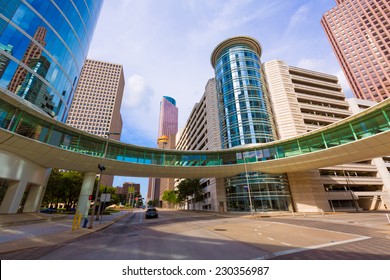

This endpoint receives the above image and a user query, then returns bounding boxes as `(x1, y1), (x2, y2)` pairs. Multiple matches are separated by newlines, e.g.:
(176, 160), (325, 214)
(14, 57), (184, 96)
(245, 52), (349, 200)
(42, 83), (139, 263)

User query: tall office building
(117, 182), (141, 206)
(176, 79), (225, 211)
(158, 96), (179, 138)
(264, 59), (390, 211)
(321, 0), (390, 102)
(66, 59), (124, 186)
(211, 36), (292, 212)
(0, 0), (103, 214)
(66, 59), (124, 139)
(147, 96), (178, 204)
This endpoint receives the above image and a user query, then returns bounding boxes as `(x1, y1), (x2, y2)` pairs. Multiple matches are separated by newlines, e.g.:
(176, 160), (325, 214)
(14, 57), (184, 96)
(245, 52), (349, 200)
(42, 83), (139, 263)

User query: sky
(87, 0), (352, 198)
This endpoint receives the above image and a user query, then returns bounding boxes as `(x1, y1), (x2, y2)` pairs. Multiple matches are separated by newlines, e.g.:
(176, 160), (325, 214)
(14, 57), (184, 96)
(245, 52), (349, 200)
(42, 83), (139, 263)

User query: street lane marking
(253, 236), (371, 260)
(267, 237), (274, 241)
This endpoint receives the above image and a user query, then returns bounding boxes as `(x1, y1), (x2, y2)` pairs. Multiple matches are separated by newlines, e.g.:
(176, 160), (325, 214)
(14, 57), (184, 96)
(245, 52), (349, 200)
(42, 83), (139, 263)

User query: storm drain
(214, 228), (227, 231)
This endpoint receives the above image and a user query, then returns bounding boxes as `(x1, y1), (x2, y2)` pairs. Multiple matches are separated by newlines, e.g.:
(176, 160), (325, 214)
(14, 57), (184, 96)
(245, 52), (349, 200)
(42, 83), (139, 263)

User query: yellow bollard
(72, 211), (82, 231)
(72, 213), (77, 231)
(77, 212), (82, 229)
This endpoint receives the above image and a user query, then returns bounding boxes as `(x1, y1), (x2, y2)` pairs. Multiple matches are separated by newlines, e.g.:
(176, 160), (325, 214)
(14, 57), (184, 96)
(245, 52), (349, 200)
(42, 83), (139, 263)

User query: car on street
(145, 207), (158, 219)
(39, 207), (58, 214)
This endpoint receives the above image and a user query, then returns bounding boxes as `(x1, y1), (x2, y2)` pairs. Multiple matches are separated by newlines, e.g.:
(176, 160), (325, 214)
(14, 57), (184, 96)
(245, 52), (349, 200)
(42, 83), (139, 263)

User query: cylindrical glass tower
(0, 0), (103, 122)
(211, 36), (292, 212)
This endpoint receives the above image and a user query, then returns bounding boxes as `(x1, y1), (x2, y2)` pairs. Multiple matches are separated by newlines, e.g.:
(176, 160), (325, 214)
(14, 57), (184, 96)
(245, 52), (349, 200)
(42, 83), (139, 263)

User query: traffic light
(89, 195), (93, 200)
(98, 164), (105, 172)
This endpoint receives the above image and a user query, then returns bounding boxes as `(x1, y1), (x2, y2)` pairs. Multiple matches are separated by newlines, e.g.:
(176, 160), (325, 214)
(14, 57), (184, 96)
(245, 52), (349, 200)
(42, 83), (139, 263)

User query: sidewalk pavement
(0, 210), (132, 254)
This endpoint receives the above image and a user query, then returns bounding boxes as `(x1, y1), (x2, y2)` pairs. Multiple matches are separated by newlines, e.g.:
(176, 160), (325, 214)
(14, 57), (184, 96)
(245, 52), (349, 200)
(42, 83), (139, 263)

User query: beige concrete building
(66, 58), (124, 186)
(264, 59), (390, 211)
(175, 79), (226, 211)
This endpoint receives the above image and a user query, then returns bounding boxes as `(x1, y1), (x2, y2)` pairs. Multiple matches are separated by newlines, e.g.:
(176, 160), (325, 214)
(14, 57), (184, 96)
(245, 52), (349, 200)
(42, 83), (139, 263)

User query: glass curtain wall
(212, 37), (292, 212)
(0, 0), (103, 122)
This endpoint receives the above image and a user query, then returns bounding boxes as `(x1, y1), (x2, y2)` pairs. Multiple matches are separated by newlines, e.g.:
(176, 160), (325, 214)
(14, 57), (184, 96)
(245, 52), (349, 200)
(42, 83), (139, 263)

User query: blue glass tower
(211, 36), (292, 212)
(0, 0), (103, 122)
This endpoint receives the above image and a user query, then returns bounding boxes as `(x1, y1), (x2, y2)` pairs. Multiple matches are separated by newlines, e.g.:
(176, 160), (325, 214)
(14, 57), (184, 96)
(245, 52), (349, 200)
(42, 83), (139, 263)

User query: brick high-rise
(321, 0), (390, 102)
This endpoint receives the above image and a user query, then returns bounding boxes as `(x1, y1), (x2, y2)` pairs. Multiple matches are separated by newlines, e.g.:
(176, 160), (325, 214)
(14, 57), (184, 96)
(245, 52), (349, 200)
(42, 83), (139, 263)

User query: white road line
(253, 236), (371, 260)
(267, 237), (274, 241)
(281, 242), (292, 246)
(257, 233), (262, 236)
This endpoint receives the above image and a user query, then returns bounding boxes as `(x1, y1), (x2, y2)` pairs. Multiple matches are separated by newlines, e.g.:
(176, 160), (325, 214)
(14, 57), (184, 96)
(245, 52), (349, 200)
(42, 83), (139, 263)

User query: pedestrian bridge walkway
(1, 91), (390, 178)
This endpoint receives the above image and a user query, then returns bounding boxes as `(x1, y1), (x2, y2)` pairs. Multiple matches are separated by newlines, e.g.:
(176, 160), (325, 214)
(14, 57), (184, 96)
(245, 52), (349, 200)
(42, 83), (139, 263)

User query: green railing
(1, 92), (390, 167)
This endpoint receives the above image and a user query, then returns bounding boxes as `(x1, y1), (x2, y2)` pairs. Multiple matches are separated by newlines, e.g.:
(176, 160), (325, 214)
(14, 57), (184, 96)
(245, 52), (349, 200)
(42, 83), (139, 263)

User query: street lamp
(88, 131), (120, 229)
(243, 156), (254, 215)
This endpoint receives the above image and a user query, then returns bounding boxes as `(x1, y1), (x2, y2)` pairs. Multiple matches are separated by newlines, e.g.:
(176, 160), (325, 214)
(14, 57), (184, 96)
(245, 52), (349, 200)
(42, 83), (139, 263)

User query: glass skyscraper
(211, 36), (292, 212)
(0, 0), (102, 214)
(0, 0), (103, 121)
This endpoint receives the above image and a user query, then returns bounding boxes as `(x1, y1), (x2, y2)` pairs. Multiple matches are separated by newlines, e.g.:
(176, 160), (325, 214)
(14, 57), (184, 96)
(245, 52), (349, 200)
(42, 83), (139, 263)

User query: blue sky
(87, 0), (350, 198)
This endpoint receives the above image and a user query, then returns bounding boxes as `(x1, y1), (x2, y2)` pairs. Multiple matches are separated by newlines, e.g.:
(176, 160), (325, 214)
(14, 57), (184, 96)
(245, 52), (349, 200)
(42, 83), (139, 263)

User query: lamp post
(88, 131), (120, 229)
(152, 135), (168, 207)
(243, 156), (254, 215)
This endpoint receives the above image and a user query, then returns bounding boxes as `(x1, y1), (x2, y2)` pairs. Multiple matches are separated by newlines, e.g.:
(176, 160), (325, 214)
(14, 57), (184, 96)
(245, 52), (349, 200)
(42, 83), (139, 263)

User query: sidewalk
(0, 210), (132, 254)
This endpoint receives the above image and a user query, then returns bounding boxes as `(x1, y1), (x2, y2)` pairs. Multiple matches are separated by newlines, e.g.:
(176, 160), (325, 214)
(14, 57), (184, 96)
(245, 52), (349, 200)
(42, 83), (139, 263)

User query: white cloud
(296, 57), (328, 71)
(123, 74), (153, 108)
(288, 4), (310, 29)
(187, 0), (285, 49)
(120, 74), (158, 142)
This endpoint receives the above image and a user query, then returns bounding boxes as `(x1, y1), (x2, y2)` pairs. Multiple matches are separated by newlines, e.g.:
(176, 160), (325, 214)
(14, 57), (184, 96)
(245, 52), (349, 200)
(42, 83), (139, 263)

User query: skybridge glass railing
(1, 94), (390, 167)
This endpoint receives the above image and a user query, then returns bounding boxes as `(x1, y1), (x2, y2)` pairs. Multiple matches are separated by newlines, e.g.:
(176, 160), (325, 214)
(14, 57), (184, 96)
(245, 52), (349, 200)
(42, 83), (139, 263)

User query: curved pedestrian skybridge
(1, 91), (390, 178)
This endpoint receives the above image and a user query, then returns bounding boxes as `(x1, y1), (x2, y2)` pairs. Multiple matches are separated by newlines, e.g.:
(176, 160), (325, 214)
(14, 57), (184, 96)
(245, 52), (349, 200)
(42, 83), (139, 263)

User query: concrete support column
(23, 185), (44, 212)
(287, 170), (331, 212)
(372, 158), (390, 208)
(0, 180), (28, 214)
(76, 172), (96, 219)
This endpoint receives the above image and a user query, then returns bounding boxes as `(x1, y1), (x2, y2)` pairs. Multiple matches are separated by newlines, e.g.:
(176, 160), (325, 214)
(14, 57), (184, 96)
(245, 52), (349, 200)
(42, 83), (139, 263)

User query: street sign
(100, 193), (111, 202)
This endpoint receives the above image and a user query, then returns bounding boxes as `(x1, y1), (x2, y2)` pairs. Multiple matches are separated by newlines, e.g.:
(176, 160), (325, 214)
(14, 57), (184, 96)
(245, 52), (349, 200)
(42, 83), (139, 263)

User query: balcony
(321, 175), (383, 185)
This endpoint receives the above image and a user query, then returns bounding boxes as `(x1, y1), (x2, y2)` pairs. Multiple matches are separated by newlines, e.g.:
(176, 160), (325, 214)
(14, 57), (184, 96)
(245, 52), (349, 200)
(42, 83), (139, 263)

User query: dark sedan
(145, 208), (158, 219)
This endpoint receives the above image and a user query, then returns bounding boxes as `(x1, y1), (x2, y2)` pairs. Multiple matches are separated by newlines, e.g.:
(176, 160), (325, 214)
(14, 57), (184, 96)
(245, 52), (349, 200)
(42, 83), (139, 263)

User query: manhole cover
(214, 229), (227, 231)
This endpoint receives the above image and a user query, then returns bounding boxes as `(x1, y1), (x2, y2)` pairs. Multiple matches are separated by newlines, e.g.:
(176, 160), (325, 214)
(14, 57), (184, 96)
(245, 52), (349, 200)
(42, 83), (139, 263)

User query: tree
(147, 199), (159, 207)
(42, 169), (83, 210)
(60, 171), (83, 210)
(162, 190), (178, 208)
(42, 169), (62, 207)
(176, 179), (203, 210)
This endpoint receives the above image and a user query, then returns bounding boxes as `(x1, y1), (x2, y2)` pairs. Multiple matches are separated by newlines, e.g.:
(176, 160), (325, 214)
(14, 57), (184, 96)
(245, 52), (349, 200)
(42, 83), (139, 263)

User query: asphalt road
(39, 209), (270, 260)
(2, 210), (389, 260)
